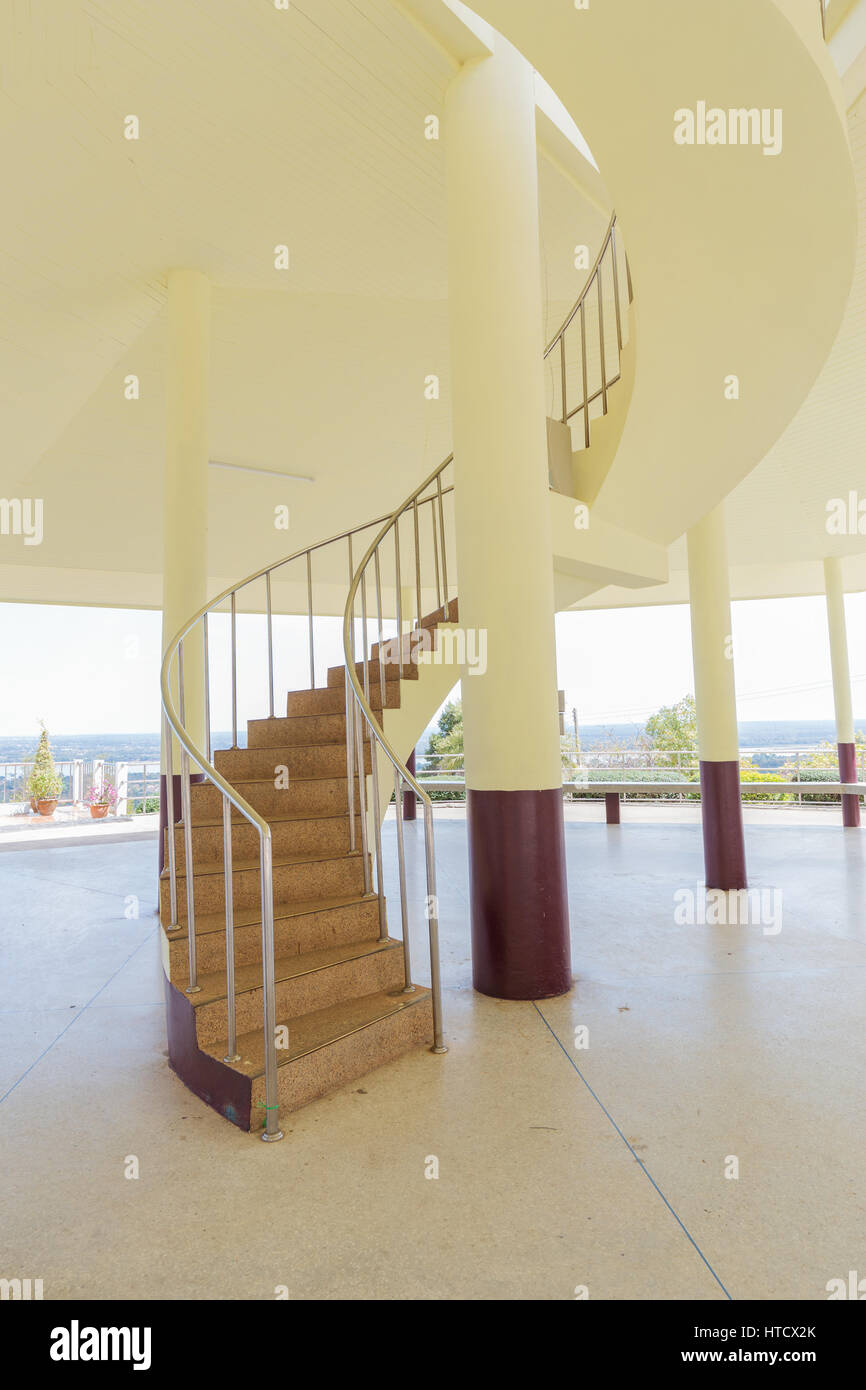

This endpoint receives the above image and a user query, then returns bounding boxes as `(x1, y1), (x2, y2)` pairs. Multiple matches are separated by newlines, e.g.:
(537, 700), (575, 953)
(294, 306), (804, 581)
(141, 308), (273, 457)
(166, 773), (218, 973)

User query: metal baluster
(436, 471), (449, 612)
(345, 668), (356, 853)
(610, 222), (623, 354)
(266, 571), (275, 719)
(202, 614), (212, 763)
(163, 708), (178, 928)
(368, 717), (388, 943)
(354, 691), (372, 894)
(306, 550), (315, 688)
(597, 265), (608, 414)
(177, 640), (200, 994)
(423, 799), (446, 1053)
(259, 831), (283, 1142)
(560, 333), (567, 424)
(393, 765), (413, 992)
(431, 500), (442, 613)
(361, 570), (370, 700)
(230, 592), (238, 748)
(222, 794), (240, 1062)
(394, 517), (403, 676)
(580, 300), (590, 449)
(413, 497), (422, 629)
(374, 546), (386, 715)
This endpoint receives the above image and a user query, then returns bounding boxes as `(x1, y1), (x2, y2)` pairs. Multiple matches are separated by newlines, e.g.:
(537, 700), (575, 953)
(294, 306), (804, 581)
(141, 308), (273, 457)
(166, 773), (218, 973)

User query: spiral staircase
(159, 214), (632, 1138)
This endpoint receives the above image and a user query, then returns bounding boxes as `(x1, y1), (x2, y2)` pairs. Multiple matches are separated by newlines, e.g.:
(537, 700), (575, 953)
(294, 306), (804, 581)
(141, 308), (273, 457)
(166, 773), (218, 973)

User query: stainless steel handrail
(543, 210), (632, 449)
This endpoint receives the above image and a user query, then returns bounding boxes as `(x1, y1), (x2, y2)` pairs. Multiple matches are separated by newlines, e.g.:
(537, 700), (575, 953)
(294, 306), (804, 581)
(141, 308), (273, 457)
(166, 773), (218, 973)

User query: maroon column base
(467, 787), (572, 1000)
(158, 772), (204, 874)
(699, 760), (747, 890)
(403, 749), (417, 821)
(838, 742), (861, 828)
(605, 792), (621, 825)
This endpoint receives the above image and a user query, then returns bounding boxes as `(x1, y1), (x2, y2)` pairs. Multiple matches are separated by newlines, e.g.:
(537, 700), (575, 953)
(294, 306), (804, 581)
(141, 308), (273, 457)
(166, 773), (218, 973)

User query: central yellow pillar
(160, 269), (210, 867)
(445, 39), (571, 999)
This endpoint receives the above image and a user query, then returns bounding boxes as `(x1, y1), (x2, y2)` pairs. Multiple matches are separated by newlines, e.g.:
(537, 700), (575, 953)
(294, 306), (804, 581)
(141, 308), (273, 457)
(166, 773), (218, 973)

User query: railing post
(374, 547), (386, 714)
(203, 612), (212, 763)
(610, 221), (623, 353)
(178, 640), (200, 993)
(259, 831), (284, 1142)
(422, 799), (447, 1054)
(306, 549), (315, 688)
(163, 710), (179, 929)
(579, 300), (590, 448)
(560, 333), (567, 424)
(345, 668), (357, 853)
(354, 693), (372, 895)
(368, 719), (388, 943)
(222, 793), (240, 1062)
(393, 766), (414, 992)
(597, 268), (608, 414)
(412, 498), (422, 628)
(265, 571), (275, 720)
(230, 591), (238, 748)
(436, 471), (449, 609)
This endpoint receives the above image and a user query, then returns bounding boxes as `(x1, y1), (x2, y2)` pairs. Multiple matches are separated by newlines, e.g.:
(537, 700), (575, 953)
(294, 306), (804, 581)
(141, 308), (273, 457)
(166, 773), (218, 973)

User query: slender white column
(686, 501), (747, 887)
(824, 555), (860, 827)
(824, 556), (855, 744)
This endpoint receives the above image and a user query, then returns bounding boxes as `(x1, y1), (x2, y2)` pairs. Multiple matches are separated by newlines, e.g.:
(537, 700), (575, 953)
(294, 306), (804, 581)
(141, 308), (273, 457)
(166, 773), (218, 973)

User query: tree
(27, 722), (63, 801)
(643, 695), (698, 770)
(427, 699), (463, 771)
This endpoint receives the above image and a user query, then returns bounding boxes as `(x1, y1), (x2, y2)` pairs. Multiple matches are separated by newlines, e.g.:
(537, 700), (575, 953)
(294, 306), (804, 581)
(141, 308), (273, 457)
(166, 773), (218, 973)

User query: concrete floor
(1, 808), (864, 1300)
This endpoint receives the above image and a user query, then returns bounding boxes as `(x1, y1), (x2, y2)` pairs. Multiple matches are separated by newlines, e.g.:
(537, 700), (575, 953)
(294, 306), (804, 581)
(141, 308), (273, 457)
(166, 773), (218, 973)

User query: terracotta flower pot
(90, 803), (110, 819)
(36, 799), (58, 818)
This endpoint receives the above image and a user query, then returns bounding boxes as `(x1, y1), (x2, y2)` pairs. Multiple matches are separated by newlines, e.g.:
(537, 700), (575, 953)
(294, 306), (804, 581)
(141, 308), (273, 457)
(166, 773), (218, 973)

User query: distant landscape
(1, 719), (863, 766)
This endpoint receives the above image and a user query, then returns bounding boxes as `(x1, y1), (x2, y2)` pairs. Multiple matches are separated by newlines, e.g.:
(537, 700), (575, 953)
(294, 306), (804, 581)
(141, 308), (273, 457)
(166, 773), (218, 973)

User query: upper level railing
(543, 211), (632, 450)
(160, 209), (628, 1141)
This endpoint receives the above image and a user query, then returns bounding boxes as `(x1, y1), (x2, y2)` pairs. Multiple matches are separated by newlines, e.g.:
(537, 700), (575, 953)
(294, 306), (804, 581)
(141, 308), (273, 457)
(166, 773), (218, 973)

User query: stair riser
(190, 777), (358, 820)
(160, 854), (367, 921)
(249, 994), (434, 1123)
(248, 714), (345, 747)
(193, 947), (406, 1047)
(214, 744), (371, 780)
(168, 814), (361, 872)
(327, 661), (418, 688)
(164, 898), (382, 976)
(286, 682), (400, 716)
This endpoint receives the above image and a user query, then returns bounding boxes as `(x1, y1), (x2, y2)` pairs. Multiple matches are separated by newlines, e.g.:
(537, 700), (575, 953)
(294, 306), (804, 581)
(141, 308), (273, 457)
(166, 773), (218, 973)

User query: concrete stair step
(214, 743), (371, 780)
(205, 987), (434, 1124)
(247, 712), (346, 747)
(286, 680), (400, 717)
(190, 774), (360, 821)
(327, 659), (418, 688)
(160, 847), (368, 920)
(164, 891), (383, 976)
(190, 938), (406, 1046)
(166, 809), (362, 872)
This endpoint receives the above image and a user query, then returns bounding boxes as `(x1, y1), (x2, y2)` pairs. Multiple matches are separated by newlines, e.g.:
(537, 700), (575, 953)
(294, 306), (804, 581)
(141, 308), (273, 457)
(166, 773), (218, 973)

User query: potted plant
(87, 778), (117, 819)
(27, 722), (63, 817)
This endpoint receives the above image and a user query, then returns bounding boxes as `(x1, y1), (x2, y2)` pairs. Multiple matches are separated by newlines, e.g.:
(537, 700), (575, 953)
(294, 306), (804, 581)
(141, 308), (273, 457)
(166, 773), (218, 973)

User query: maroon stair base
(164, 975), (252, 1130)
(699, 760), (747, 890)
(839, 742), (861, 829)
(467, 787), (572, 1000)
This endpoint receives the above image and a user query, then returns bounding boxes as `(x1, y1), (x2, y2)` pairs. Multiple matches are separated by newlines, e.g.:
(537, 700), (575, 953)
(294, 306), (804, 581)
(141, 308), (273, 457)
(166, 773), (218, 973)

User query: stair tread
(188, 936), (403, 1008)
(165, 890), (379, 939)
(174, 808), (358, 831)
(204, 986), (432, 1076)
(160, 846), (365, 881)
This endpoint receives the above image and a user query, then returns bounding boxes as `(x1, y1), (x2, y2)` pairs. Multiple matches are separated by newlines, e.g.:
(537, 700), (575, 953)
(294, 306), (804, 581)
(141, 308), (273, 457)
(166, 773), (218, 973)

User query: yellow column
(162, 269), (210, 761)
(444, 39), (570, 999)
(824, 556), (860, 827)
(686, 502), (747, 887)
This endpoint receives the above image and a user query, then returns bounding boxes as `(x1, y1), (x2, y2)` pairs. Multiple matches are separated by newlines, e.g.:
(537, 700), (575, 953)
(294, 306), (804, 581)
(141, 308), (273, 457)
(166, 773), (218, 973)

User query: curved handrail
(160, 207), (631, 1140)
